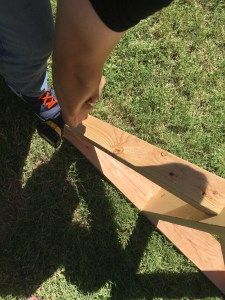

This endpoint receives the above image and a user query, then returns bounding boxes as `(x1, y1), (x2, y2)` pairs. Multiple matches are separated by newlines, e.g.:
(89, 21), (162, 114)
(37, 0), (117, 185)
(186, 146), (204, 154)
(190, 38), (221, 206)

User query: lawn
(0, 0), (225, 299)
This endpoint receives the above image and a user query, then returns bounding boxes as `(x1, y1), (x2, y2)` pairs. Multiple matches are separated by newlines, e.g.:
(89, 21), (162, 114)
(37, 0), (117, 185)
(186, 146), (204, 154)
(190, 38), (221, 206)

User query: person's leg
(0, 0), (54, 97)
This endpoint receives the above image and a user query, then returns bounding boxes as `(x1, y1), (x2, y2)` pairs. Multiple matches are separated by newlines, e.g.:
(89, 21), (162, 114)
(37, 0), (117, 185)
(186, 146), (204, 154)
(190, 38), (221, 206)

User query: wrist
(53, 66), (105, 127)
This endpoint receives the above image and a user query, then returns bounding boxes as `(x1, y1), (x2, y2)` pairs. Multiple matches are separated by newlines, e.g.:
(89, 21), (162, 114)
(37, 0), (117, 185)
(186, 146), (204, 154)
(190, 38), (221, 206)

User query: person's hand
(61, 76), (106, 127)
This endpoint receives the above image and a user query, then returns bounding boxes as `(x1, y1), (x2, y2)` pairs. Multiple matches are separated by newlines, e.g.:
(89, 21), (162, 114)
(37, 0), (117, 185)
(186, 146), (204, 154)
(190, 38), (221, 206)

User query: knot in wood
(161, 151), (168, 157)
(213, 190), (218, 196)
(113, 146), (124, 155)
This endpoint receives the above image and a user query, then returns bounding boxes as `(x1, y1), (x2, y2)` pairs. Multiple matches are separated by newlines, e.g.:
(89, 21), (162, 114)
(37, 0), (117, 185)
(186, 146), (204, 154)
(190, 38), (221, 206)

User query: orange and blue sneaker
(8, 85), (64, 147)
(7, 82), (61, 121)
(20, 88), (61, 121)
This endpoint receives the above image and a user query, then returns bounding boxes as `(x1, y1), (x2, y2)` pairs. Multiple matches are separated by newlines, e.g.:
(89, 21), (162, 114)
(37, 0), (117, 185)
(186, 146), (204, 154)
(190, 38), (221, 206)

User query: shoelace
(39, 90), (57, 110)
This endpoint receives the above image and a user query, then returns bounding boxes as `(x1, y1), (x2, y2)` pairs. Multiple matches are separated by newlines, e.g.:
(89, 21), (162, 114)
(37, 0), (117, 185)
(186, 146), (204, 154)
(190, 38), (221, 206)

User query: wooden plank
(64, 128), (225, 295)
(143, 209), (225, 236)
(71, 116), (225, 215)
(203, 208), (225, 227)
(142, 191), (225, 235)
(143, 189), (210, 221)
(154, 221), (225, 294)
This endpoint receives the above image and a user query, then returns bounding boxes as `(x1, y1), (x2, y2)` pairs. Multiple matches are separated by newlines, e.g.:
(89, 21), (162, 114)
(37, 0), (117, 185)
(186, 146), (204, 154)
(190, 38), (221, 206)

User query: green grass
(0, 0), (225, 299)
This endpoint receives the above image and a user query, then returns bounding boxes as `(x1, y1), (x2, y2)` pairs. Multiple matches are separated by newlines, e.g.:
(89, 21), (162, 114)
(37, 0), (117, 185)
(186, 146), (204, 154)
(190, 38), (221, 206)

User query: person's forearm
(53, 0), (124, 127)
(53, 55), (103, 126)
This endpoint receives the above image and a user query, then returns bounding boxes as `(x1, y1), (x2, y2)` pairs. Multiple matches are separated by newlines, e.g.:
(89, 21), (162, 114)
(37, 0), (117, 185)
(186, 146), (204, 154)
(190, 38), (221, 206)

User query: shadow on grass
(0, 77), (222, 299)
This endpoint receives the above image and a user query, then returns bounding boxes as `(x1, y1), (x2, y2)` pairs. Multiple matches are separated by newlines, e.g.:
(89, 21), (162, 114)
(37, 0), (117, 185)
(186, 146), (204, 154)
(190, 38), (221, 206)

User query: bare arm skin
(53, 0), (124, 127)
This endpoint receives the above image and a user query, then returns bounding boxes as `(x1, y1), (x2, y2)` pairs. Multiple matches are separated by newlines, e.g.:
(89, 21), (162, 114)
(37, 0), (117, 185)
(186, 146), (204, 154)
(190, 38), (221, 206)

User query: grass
(0, 0), (225, 299)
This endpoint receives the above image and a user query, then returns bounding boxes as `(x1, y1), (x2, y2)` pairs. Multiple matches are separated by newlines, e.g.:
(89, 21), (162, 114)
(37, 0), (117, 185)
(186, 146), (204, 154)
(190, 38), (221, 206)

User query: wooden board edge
(64, 128), (225, 295)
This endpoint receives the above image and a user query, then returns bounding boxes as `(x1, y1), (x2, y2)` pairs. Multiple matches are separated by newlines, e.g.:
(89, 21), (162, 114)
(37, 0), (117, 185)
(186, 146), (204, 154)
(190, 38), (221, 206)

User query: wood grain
(64, 127), (225, 295)
(71, 116), (225, 215)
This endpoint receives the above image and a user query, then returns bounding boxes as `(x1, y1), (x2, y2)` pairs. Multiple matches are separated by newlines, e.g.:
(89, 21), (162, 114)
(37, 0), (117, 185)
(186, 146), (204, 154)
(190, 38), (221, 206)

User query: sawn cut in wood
(64, 116), (225, 295)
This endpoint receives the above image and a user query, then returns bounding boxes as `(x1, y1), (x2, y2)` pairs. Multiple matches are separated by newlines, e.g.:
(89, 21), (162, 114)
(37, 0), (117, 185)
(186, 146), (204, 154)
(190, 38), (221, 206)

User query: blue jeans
(0, 0), (54, 97)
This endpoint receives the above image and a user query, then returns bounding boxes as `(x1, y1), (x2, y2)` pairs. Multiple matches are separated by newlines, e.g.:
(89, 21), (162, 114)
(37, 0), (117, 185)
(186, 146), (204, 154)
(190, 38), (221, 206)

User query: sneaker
(7, 84), (64, 147)
(8, 84), (61, 121)
(22, 88), (61, 121)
